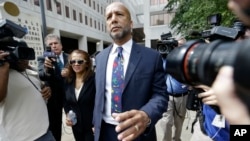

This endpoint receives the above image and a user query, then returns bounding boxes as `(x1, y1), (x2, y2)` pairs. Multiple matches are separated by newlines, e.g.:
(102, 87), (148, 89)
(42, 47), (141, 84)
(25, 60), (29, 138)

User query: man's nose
(111, 15), (118, 23)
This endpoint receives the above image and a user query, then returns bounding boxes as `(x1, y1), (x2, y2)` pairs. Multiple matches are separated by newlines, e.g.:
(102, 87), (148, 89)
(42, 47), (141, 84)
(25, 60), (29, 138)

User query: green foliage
(165, 0), (236, 37)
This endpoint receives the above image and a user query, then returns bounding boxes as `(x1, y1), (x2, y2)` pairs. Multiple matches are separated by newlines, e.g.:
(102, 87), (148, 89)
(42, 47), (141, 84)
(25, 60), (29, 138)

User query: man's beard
(110, 26), (131, 40)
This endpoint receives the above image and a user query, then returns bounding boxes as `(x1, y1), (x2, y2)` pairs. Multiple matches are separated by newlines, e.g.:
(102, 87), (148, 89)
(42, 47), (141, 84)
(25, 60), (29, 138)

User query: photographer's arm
(0, 51), (10, 102)
(37, 56), (54, 81)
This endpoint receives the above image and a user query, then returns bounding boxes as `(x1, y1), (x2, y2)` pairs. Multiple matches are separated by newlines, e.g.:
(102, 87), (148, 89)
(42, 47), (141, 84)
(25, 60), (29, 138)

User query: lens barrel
(166, 39), (243, 86)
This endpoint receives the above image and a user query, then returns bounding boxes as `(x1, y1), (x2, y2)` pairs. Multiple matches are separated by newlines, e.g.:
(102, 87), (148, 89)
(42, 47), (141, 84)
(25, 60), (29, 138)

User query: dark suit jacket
(93, 42), (168, 141)
(64, 74), (96, 140)
(37, 52), (68, 141)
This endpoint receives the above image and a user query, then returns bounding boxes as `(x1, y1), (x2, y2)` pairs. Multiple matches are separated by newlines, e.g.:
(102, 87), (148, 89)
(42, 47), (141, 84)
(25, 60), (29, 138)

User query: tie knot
(117, 47), (123, 58)
(117, 47), (123, 54)
(57, 56), (60, 62)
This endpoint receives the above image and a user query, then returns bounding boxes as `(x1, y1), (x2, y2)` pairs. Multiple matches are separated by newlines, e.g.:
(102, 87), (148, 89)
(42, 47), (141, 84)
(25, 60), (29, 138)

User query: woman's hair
(65, 49), (93, 83)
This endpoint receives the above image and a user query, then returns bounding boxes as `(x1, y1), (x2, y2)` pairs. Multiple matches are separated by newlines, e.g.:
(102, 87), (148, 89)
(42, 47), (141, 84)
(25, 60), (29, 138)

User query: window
(164, 13), (174, 24)
(89, 0), (91, 7)
(150, 0), (157, 5)
(34, 0), (39, 6)
(150, 0), (167, 5)
(65, 6), (70, 18)
(90, 18), (92, 27)
(85, 15), (88, 25)
(79, 13), (83, 23)
(150, 15), (156, 25)
(73, 10), (77, 21)
(94, 20), (96, 29)
(158, 14), (164, 25)
(56, 2), (62, 15)
(159, 0), (167, 4)
(150, 12), (174, 26)
(97, 4), (99, 12)
(46, 0), (52, 11)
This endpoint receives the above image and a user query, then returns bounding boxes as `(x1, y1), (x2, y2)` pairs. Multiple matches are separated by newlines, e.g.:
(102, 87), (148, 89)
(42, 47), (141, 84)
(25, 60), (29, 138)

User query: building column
(144, 0), (150, 47)
(97, 40), (103, 51)
(78, 36), (88, 51)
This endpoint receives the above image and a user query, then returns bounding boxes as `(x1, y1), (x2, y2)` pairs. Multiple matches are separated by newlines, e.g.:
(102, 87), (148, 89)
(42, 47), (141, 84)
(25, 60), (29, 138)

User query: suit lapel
(69, 83), (78, 102)
(77, 83), (85, 100)
(63, 53), (68, 67)
(124, 42), (141, 90)
(99, 46), (112, 94)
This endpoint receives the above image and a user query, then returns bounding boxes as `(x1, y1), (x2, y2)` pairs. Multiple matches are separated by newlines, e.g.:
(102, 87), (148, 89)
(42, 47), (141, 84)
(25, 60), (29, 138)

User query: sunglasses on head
(69, 60), (85, 65)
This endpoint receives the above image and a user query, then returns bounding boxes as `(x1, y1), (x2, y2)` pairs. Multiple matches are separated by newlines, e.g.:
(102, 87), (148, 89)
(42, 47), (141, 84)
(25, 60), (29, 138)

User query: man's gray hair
(44, 33), (61, 45)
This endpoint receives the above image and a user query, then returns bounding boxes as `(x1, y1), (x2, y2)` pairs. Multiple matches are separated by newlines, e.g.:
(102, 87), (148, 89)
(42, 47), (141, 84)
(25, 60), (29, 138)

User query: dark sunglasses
(69, 60), (85, 65)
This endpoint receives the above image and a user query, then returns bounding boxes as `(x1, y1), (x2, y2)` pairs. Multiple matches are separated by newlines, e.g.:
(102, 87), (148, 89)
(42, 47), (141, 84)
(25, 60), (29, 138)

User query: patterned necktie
(111, 47), (124, 113)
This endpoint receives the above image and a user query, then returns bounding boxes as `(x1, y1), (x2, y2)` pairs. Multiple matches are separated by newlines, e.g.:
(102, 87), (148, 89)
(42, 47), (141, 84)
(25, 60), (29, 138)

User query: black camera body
(201, 14), (246, 41)
(157, 32), (178, 55)
(43, 46), (56, 59)
(0, 19), (35, 66)
(201, 26), (239, 41)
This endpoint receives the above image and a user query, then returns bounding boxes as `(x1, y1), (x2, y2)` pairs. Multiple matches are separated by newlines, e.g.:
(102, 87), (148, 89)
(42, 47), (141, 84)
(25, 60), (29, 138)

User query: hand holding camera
(43, 45), (57, 71)
(44, 57), (56, 69)
(40, 85), (51, 102)
(0, 50), (9, 67)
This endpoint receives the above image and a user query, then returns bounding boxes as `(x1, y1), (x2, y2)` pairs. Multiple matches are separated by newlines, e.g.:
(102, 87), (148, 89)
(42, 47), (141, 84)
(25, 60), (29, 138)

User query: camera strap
(19, 70), (41, 92)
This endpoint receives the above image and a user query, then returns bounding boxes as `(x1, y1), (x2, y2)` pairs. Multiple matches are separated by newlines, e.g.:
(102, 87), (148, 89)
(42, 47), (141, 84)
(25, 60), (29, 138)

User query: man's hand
(0, 50), (10, 102)
(40, 85), (51, 101)
(44, 57), (56, 72)
(112, 110), (151, 141)
(0, 51), (9, 67)
(61, 68), (69, 77)
(196, 85), (218, 106)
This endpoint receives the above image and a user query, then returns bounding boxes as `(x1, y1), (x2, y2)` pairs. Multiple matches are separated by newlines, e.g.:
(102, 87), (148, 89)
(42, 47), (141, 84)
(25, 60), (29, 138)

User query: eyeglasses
(69, 60), (86, 65)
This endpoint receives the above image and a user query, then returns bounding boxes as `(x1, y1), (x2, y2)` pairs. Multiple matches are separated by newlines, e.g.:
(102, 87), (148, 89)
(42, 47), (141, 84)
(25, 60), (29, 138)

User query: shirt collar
(111, 38), (133, 55)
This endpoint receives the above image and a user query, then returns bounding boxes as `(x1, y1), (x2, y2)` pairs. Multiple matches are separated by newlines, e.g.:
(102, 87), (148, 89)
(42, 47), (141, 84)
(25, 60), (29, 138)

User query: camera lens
(157, 40), (177, 55)
(158, 44), (167, 53)
(166, 38), (250, 112)
(158, 44), (172, 54)
(166, 39), (241, 86)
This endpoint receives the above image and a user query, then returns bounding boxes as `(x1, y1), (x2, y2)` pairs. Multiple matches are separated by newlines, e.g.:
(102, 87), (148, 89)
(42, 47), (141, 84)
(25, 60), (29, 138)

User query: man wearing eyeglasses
(37, 33), (68, 141)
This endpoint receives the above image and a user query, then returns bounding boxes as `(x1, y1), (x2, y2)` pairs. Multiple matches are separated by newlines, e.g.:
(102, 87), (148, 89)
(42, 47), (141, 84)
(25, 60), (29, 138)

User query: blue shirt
(163, 58), (188, 94)
(203, 104), (230, 141)
(166, 75), (188, 94)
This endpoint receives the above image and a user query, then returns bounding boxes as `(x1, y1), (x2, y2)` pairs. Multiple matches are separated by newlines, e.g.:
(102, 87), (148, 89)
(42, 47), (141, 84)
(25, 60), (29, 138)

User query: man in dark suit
(93, 2), (168, 141)
(38, 34), (68, 141)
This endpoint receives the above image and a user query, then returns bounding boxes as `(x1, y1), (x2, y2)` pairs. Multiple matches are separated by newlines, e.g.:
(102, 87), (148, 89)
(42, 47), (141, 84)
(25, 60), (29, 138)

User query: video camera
(201, 14), (246, 41)
(0, 19), (35, 66)
(156, 32), (178, 56)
